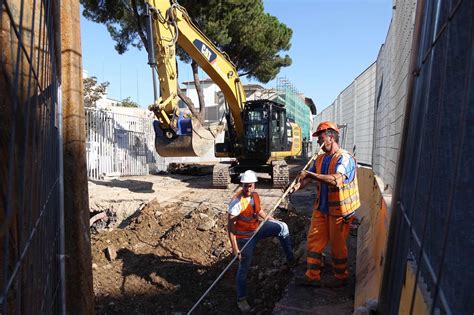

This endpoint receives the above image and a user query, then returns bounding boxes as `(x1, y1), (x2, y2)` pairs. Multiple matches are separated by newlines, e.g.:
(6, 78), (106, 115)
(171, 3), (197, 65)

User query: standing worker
(290, 121), (360, 287)
(227, 170), (296, 312)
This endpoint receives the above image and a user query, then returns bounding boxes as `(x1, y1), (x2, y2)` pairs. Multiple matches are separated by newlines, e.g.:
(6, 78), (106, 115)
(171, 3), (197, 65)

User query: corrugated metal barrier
(0, 0), (65, 313)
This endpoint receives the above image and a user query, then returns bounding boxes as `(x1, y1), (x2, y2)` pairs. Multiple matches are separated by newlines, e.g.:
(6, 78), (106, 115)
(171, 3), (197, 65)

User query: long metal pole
(187, 154), (318, 314)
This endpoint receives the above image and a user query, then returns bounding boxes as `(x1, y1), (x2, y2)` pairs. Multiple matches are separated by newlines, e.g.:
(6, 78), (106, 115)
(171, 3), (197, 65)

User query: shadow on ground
(91, 179), (155, 193)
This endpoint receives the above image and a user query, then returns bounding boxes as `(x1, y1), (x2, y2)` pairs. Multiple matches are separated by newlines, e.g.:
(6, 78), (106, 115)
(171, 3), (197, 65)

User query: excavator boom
(146, 0), (302, 187)
(145, 0), (245, 156)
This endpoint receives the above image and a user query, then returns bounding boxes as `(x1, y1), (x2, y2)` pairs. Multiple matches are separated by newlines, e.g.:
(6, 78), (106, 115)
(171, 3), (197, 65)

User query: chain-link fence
(380, 0), (474, 313)
(0, 0), (64, 313)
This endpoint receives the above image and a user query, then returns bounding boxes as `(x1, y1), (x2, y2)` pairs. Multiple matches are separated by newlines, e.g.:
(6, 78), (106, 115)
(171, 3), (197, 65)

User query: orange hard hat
(312, 121), (339, 136)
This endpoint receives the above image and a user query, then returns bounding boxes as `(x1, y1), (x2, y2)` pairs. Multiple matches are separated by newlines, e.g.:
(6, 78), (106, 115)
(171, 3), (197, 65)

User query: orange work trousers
(305, 210), (352, 280)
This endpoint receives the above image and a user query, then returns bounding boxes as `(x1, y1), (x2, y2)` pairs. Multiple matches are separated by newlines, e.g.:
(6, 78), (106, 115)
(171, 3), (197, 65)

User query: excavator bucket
(153, 116), (215, 157)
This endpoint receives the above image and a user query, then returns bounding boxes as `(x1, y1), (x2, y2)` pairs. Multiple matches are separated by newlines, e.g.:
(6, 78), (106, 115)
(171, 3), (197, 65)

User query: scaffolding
(276, 77), (311, 140)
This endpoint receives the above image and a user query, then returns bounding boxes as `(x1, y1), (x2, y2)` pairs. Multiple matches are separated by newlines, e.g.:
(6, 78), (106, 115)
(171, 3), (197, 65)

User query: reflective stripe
(328, 181), (357, 192)
(333, 267), (347, 274)
(328, 194), (360, 207)
(307, 252), (322, 259)
(332, 257), (348, 265)
(237, 214), (256, 222)
(315, 149), (361, 216)
(233, 192), (260, 238)
(307, 263), (321, 270)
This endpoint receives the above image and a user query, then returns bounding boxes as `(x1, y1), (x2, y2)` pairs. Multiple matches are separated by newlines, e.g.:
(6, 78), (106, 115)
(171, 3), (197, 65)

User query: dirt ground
(90, 160), (356, 314)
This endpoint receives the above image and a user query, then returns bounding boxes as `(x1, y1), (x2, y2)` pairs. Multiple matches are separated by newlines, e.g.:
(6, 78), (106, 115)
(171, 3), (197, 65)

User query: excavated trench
(91, 188), (308, 314)
(90, 161), (356, 314)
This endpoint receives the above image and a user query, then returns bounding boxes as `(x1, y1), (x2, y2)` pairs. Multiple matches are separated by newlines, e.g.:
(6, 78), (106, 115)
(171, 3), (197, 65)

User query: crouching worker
(227, 170), (295, 312)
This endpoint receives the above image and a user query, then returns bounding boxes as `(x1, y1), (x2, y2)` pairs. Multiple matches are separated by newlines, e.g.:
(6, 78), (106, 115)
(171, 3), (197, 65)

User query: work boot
(237, 298), (251, 313)
(295, 275), (322, 287)
(323, 277), (348, 288)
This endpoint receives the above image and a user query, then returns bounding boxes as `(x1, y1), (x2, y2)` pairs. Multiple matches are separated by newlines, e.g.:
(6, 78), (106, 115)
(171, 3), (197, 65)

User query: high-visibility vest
(313, 149), (360, 216)
(231, 190), (261, 239)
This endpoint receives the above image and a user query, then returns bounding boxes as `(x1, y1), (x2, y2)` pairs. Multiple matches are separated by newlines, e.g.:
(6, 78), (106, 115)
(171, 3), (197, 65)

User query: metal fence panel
(381, 0), (474, 313)
(0, 0), (64, 313)
(85, 108), (232, 179)
(312, 63), (376, 165)
(353, 65), (376, 164)
(340, 84), (355, 154)
(85, 109), (159, 179)
(373, 0), (418, 192)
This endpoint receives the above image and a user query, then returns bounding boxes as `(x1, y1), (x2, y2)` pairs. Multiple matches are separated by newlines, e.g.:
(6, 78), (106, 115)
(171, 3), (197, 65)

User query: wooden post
(60, 0), (94, 313)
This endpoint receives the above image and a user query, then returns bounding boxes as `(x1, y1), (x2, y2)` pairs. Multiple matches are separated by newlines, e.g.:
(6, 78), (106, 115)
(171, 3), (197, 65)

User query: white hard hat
(240, 170), (258, 183)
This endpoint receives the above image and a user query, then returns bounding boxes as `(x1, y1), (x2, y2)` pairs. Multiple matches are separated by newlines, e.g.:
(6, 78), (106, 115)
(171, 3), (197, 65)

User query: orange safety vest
(231, 190), (261, 239)
(313, 149), (360, 217)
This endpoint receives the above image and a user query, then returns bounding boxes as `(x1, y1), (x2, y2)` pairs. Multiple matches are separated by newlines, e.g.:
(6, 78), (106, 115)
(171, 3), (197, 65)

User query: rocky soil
(90, 164), (310, 314)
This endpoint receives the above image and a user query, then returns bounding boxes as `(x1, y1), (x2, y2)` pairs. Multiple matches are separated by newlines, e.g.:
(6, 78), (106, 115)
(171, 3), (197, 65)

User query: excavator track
(271, 160), (289, 188)
(212, 164), (230, 188)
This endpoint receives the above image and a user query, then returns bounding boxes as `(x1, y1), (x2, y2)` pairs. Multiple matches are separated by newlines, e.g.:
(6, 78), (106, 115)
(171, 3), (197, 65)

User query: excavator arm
(145, 0), (246, 156)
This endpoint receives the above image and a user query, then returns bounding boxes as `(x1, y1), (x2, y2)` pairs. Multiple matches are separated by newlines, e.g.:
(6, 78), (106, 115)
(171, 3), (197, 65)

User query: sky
(80, 0), (392, 113)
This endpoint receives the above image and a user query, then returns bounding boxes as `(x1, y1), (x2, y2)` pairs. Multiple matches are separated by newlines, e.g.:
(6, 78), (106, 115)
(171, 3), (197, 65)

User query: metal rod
(58, 85), (67, 314)
(187, 154), (318, 314)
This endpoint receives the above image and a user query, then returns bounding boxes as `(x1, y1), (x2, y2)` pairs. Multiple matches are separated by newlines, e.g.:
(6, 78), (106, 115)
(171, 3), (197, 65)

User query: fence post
(60, 0), (94, 313)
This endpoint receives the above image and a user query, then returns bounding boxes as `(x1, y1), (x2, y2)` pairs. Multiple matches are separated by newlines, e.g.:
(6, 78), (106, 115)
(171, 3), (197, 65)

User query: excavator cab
(243, 100), (290, 162)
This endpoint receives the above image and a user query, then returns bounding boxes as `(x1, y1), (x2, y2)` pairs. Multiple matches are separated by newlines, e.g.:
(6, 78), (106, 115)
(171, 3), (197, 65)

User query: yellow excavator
(145, 0), (302, 187)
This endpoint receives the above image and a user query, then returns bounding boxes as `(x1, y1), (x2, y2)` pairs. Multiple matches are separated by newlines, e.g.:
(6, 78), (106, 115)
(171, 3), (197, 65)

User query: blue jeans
(236, 220), (294, 300)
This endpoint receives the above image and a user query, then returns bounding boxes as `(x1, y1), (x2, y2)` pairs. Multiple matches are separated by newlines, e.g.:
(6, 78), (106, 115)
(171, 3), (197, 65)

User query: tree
(119, 97), (140, 108)
(80, 0), (292, 118)
(176, 1), (292, 82)
(83, 76), (109, 107)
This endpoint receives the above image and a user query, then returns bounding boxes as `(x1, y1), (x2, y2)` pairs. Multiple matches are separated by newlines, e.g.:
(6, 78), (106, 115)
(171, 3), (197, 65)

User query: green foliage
(119, 97), (140, 108)
(178, 0), (292, 83)
(83, 76), (110, 107)
(80, 0), (292, 83)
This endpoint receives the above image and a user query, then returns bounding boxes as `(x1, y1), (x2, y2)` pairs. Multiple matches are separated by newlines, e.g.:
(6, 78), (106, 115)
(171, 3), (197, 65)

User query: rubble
(90, 163), (316, 314)
(105, 246), (117, 261)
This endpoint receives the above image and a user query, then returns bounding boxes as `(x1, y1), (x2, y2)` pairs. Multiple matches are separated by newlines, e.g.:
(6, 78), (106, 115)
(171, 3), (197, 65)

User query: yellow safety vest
(313, 149), (360, 216)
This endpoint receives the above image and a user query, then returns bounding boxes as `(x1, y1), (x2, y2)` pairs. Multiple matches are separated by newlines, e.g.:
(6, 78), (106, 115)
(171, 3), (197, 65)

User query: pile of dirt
(92, 195), (309, 314)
